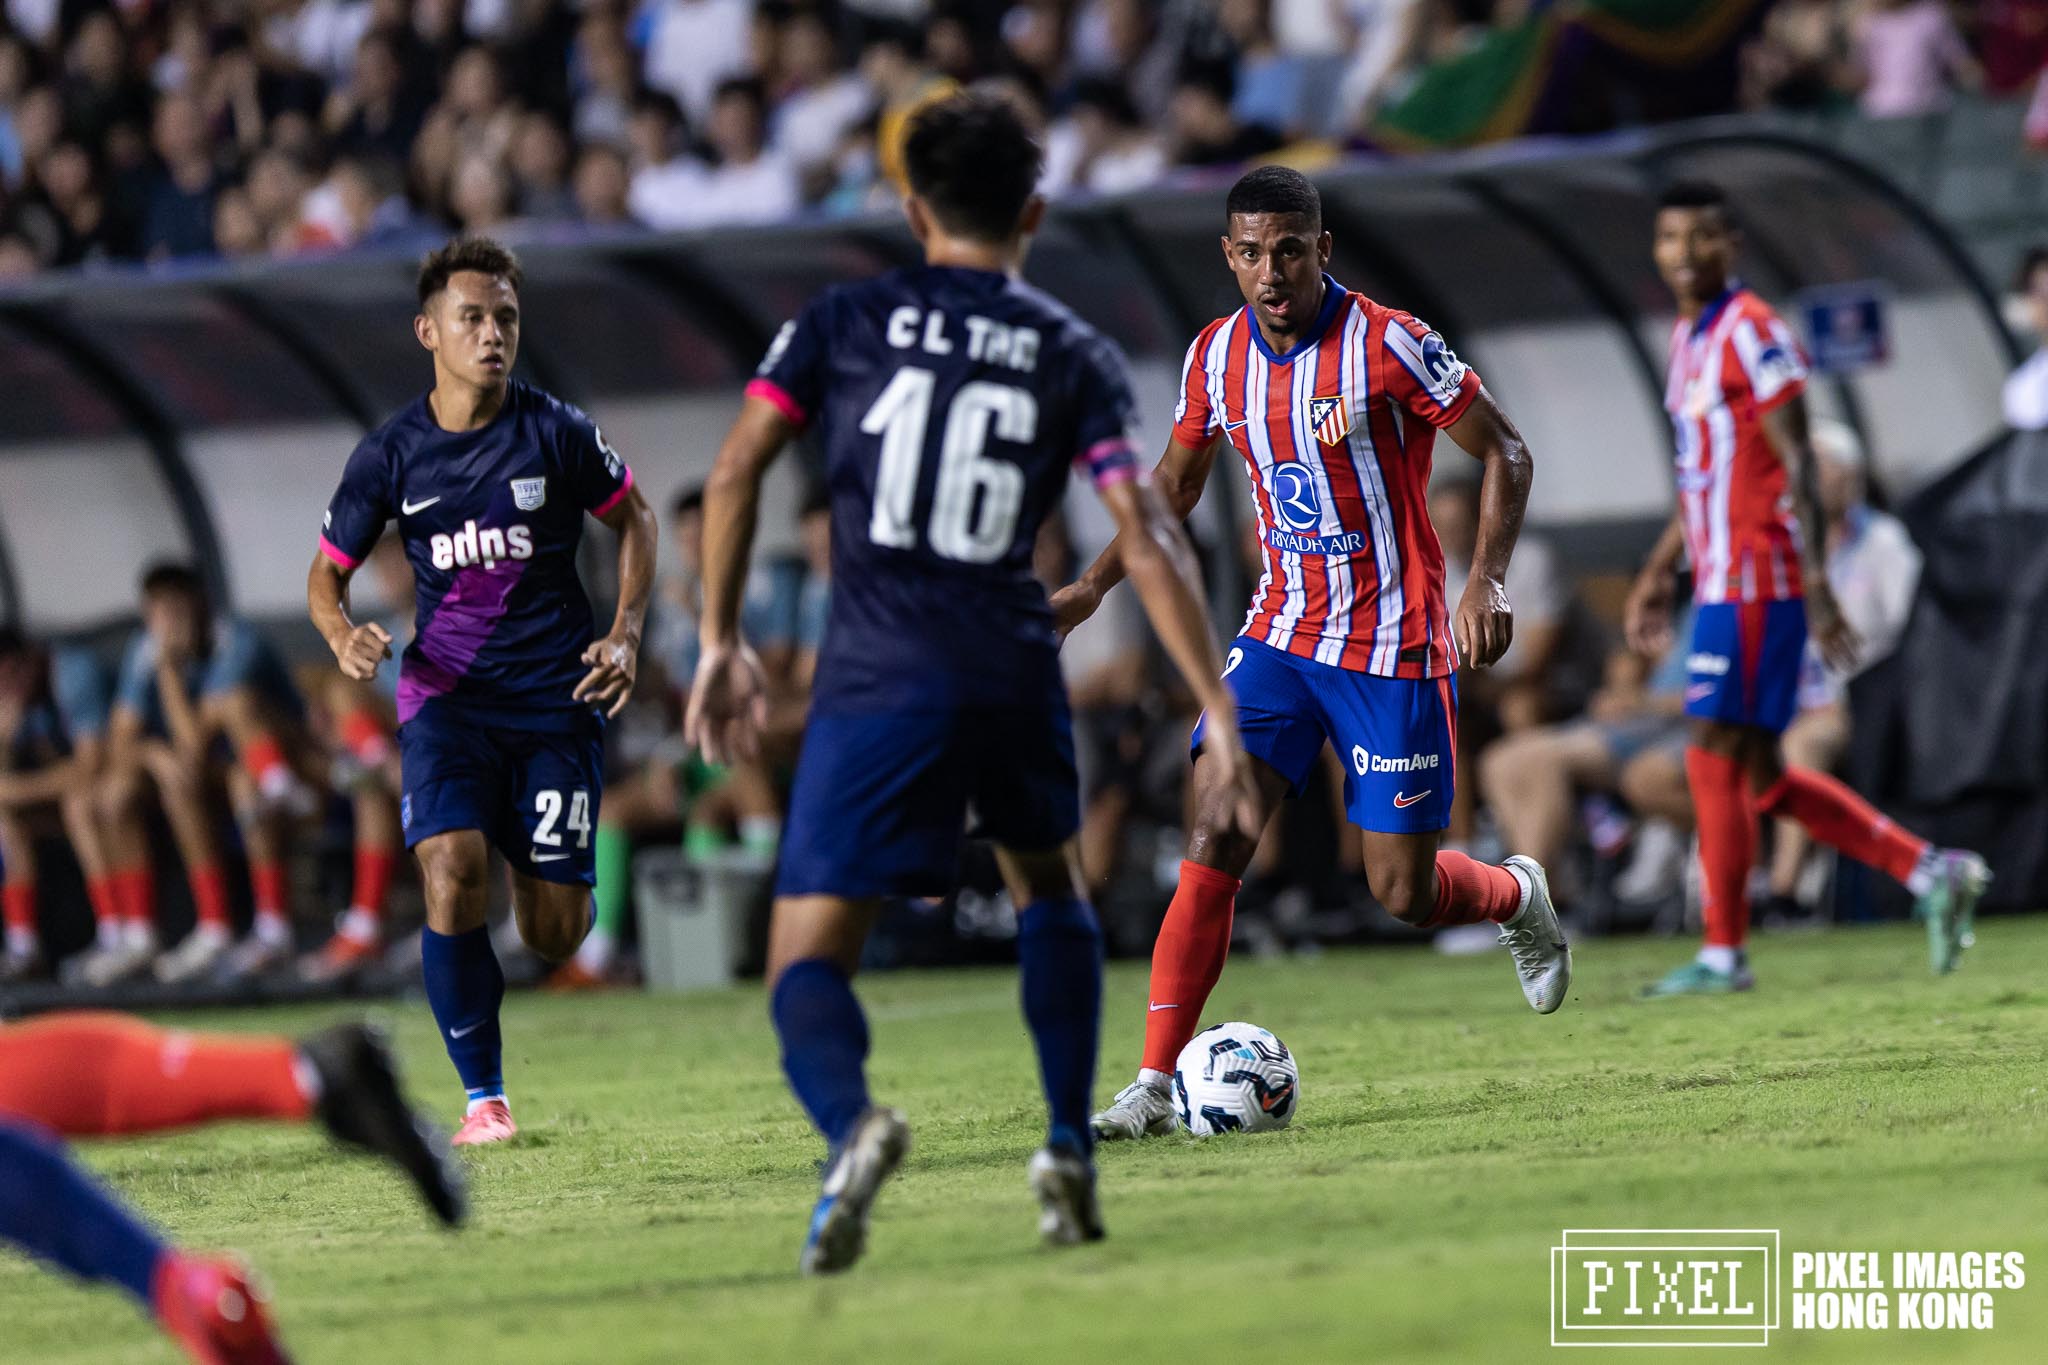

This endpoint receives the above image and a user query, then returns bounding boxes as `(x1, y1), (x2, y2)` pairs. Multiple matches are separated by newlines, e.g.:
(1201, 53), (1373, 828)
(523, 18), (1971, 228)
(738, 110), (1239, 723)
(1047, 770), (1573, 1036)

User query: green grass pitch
(5, 918), (2046, 1363)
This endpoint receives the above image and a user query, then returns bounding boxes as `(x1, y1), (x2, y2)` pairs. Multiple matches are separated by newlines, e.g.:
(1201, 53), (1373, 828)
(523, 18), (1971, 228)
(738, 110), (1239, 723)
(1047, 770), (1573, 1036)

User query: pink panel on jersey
(744, 377), (807, 429)
(590, 464), (636, 519)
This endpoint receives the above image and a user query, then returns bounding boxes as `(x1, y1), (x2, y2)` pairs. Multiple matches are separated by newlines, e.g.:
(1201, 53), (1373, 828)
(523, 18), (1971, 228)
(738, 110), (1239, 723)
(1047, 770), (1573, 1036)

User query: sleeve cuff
(319, 535), (363, 570)
(745, 377), (808, 429)
(1753, 378), (1807, 415)
(1431, 373), (1482, 429)
(1076, 437), (1139, 489)
(591, 465), (636, 518)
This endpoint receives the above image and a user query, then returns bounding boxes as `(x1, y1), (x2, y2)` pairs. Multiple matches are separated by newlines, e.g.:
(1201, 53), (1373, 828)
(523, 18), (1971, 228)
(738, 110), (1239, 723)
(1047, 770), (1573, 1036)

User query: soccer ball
(1172, 1022), (1299, 1136)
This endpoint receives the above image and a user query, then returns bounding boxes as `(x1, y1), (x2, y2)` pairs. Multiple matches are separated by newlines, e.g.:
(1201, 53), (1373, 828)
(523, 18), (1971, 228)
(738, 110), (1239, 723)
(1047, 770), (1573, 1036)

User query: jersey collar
(1244, 273), (1345, 364)
(1689, 280), (1742, 339)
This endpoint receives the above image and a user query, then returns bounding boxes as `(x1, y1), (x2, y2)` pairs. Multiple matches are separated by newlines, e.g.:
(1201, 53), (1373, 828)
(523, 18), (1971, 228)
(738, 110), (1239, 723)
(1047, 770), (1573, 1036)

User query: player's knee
(517, 899), (587, 963)
(96, 767), (140, 821)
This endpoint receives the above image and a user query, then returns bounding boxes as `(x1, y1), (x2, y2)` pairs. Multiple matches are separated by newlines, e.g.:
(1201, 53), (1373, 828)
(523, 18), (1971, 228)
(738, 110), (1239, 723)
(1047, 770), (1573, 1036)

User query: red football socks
(1756, 767), (1928, 887)
(351, 846), (395, 920)
(1687, 747), (1757, 949)
(0, 1012), (311, 1136)
(338, 708), (393, 767)
(1421, 850), (1523, 928)
(1140, 861), (1240, 1074)
(187, 864), (231, 931)
(251, 859), (288, 920)
(241, 734), (290, 789)
(1, 882), (34, 942)
(111, 865), (156, 929)
(85, 875), (121, 933)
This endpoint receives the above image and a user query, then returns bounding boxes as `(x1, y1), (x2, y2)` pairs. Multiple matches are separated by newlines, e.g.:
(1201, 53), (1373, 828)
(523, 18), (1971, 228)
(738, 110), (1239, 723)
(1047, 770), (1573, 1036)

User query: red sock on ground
(187, 864), (231, 930)
(337, 709), (393, 767)
(1421, 850), (1523, 928)
(350, 845), (395, 920)
(250, 859), (288, 919)
(84, 875), (121, 931)
(110, 865), (156, 928)
(1, 882), (35, 940)
(241, 734), (289, 788)
(1687, 747), (1757, 950)
(1140, 861), (1240, 1074)
(1755, 766), (1928, 886)
(0, 1012), (310, 1136)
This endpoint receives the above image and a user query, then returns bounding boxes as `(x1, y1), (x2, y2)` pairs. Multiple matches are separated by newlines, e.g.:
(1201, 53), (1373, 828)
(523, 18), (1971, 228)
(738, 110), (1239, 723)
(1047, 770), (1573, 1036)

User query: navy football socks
(771, 958), (871, 1150)
(1017, 896), (1104, 1160)
(0, 1120), (166, 1306)
(421, 925), (506, 1107)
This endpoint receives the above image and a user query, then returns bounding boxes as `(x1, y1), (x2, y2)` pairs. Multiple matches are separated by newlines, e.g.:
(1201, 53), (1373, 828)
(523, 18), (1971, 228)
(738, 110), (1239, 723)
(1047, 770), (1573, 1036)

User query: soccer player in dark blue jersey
(308, 237), (658, 1146)
(687, 92), (1260, 1274)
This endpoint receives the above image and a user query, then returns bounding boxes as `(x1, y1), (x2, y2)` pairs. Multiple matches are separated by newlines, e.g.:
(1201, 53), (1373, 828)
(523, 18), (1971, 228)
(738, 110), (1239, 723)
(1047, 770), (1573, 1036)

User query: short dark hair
(1657, 179), (1730, 215)
(140, 562), (203, 600)
(1226, 165), (1320, 230)
(2018, 246), (2048, 291)
(903, 91), (1042, 244)
(672, 485), (705, 519)
(416, 236), (523, 308)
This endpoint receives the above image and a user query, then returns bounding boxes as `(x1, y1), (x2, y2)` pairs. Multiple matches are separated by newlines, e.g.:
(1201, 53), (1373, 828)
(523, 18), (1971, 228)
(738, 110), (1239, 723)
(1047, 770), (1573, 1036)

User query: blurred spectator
(1740, 0), (1855, 111)
(2005, 247), (2048, 431)
(61, 12), (151, 158)
(625, 90), (704, 229)
(1974, 0), (2048, 95)
(244, 147), (315, 253)
(138, 93), (218, 260)
(1335, 0), (1432, 129)
(329, 153), (421, 247)
(0, 232), (39, 278)
(1763, 420), (1922, 917)
(509, 111), (576, 221)
(1169, 63), (1283, 166)
(1046, 77), (1168, 197)
(326, 28), (428, 164)
(572, 141), (635, 226)
(1221, 0), (1306, 137)
(448, 150), (516, 234)
(640, 0), (756, 123)
(7, 85), (64, 197)
(15, 141), (108, 267)
(1070, 0), (1179, 124)
(769, 7), (872, 193)
(0, 34), (35, 188)
(1851, 0), (1980, 118)
(863, 21), (955, 194)
(272, 0), (379, 88)
(696, 77), (799, 226)
(211, 184), (267, 259)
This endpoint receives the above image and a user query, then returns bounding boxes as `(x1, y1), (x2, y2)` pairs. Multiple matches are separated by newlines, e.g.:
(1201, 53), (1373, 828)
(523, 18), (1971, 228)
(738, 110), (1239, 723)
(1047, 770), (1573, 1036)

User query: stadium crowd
(0, 0), (2037, 279)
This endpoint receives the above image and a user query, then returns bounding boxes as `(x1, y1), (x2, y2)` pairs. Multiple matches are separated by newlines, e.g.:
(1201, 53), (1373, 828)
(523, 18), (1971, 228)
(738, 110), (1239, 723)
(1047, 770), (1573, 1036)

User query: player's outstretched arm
(1098, 473), (1262, 836)
(308, 553), (393, 682)
(1050, 433), (1220, 638)
(1759, 393), (1859, 672)
(685, 395), (791, 764)
(1443, 385), (1534, 669)
(577, 482), (659, 717)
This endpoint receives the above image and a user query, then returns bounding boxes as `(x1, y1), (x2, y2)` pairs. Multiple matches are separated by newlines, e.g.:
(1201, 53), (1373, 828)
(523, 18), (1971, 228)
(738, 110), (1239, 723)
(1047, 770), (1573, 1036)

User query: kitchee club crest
(511, 477), (547, 511)
(1308, 396), (1351, 446)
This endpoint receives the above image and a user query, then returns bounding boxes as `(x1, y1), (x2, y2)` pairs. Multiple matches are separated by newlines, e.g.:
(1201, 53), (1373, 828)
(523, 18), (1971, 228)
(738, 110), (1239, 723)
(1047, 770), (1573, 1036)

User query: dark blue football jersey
(748, 264), (1139, 708)
(319, 381), (634, 730)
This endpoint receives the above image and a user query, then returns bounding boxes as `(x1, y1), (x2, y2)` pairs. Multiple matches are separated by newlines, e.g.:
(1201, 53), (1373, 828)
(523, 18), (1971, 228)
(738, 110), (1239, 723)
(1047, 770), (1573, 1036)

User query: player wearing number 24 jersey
(685, 93), (1257, 1275)
(1059, 167), (1574, 1145)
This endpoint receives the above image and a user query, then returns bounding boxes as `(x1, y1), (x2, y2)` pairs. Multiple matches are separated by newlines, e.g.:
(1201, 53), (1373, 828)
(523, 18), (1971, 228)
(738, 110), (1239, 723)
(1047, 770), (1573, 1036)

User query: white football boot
(1089, 1078), (1176, 1141)
(800, 1106), (911, 1276)
(1499, 855), (1572, 1014)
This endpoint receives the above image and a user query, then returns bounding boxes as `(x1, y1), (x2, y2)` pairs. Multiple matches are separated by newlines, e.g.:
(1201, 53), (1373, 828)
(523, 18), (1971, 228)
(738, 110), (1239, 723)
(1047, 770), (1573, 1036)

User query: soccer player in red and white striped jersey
(1624, 180), (1988, 995)
(1056, 167), (1573, 1140)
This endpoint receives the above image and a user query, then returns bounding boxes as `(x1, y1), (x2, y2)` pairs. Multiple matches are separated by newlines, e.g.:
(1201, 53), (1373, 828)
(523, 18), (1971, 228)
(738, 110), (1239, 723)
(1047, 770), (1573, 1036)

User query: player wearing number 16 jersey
(308, 237), (659, 1144)
(1058, 168), (1574, 1143)
(685, 93), (1257, 1275)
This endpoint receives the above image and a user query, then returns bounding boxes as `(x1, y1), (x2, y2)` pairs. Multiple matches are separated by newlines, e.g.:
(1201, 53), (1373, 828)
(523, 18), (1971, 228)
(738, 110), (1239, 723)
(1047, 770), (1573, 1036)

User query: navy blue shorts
(775, 704), (1080, 899)
(1191, 635), (1457, 834)
(398, 704), (605, 886)
(1684, 599), (1807, 735)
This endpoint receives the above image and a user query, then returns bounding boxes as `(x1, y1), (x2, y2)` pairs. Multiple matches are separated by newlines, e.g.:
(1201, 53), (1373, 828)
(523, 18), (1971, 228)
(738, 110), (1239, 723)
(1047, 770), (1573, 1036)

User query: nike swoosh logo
(532, 852), (570, 863)
(400, 496), (441, 515)
(1222, 420), (1249, 433)
(1147, 1002), (1178, 1012)
(449, 1021), (483, 1039)
(1393, 790), (1432, 809)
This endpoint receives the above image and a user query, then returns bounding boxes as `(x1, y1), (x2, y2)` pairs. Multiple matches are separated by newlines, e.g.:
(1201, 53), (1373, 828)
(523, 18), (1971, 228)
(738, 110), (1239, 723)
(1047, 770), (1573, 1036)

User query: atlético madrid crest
(511, 477), (547, 511)
(1309, 396), (1351, 446)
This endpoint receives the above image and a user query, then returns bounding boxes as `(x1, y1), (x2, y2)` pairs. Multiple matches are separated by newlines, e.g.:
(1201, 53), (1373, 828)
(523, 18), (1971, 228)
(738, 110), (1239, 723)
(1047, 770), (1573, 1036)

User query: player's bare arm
(1624, 510), (1687, 658)
(307, 554), (393, 682)
(1442, 385), (1534, 669)
(573, 481), (658, 718)
(1098, 472), (1262, 837)
(1760, 392), (1859, 671)
(152, 653), (208, 769)
(685, 394), (789, 764)
(1051, 432), (1221, 638)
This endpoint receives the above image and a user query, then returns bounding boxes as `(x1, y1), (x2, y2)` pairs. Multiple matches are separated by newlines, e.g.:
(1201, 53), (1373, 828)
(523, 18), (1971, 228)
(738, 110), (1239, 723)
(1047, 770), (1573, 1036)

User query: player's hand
(1196, 704), (1264, 839)
(1048, 580), (1102, 641)
(685, 641), (769, 765)
(574, 629), (640, 718)
(329, 622), (393, 681)
(1806, 587), (1861, 674)
(1624, 571), (1675, 659)
(1454, 574), (1514, 669)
